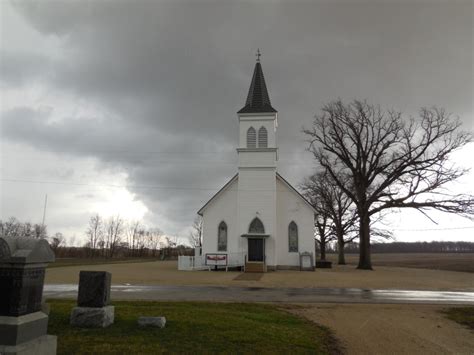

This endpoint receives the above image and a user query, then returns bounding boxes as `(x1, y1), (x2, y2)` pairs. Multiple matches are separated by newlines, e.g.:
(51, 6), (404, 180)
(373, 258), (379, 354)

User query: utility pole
(42, 194), (48, 227)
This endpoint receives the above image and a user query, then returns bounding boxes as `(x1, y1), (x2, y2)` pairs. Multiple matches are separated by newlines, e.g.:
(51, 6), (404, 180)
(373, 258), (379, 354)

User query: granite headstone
(0, 236), (57, 355)
(70, 271), (114, 328)
(137, 316), (166, 328)
(77, 271), (111, 308)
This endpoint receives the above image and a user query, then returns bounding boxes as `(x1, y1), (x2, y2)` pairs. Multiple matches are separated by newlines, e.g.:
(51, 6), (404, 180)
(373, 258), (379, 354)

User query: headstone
(0, 237), (57, 355)
(70, 271), (114, 328)
(70, 306), (114, 328)
(137, 316), (166, 328)
(77, 271), (111, 307)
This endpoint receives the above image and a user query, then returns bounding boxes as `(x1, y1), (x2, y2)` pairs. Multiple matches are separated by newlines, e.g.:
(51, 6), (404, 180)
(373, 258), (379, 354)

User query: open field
(287, 304), (474, 354)
(45, 259), (474, 291)
(47, 299), (339, 354)
(326, 253), (474, 273)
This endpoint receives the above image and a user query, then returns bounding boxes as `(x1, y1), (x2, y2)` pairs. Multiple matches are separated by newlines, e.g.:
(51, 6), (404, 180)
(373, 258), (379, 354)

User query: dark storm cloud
(2, 0), (472, 235)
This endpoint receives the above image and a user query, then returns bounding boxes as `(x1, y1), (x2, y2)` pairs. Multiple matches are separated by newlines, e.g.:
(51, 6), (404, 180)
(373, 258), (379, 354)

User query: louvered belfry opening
(258, 126), (268, 148)
(247, 127), (256, 148)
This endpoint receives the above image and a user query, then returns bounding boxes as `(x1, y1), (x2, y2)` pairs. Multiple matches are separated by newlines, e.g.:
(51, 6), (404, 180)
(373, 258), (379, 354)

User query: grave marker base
(70, 305), (114, 328)
(0, 334), (57, 355)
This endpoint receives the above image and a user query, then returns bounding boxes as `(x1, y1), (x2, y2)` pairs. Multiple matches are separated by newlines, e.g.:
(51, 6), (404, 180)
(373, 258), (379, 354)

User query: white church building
(196, 58), (316, 272)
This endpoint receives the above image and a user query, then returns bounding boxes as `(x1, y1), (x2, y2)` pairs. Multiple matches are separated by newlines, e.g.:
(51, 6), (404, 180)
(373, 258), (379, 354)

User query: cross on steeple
(237, 52), (277, 114)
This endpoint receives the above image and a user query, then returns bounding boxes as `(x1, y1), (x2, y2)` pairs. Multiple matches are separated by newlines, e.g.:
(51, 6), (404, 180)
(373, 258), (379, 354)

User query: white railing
(178, 252), (245, 271)
(227, 252), (245, 267)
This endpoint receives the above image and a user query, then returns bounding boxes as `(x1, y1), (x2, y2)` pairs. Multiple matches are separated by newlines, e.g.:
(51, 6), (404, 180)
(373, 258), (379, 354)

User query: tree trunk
(336, 225), (346, 265)
(337, 240), (346, 265)
(320, 239), (327, 260)
(357, 212), (372, 270)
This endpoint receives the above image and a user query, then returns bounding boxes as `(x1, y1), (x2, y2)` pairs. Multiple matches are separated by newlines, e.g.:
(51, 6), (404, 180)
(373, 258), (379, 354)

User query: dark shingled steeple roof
(237, 61), (277, 114)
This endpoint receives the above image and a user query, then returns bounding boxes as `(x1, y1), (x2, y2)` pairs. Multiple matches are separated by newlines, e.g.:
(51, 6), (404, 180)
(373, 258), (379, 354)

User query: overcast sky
(1, 0), (473, 246)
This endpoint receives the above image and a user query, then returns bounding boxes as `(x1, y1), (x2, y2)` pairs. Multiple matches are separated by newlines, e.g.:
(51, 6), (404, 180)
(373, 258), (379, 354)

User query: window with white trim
(288, 221), (298, 252)
(218, 221), (227, 251)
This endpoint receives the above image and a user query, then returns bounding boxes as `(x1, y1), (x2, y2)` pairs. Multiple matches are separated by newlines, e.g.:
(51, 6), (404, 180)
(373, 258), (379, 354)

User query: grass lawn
(443, 307), (474, 330)
(48, 258), (161, 268)
(48, 300), (339, 354)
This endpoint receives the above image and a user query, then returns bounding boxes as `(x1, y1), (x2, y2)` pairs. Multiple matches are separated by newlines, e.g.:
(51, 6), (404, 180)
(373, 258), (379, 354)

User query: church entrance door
(248, 238), (264, 262)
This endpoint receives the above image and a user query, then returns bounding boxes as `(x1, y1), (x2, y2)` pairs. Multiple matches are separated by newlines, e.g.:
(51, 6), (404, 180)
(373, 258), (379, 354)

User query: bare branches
(104, 215), (124, 258)
(0, 217), (48, 239)
(188, 215), (203, 248)
(303, 99), (473, 269)
(301, 171), (356, 263)
(86, 214), (103, 256)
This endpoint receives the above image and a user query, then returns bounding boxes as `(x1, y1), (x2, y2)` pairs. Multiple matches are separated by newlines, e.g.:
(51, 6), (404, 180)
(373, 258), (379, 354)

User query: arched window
(288, 221), (298, 252)
(258, 126), (268, 148)
(217, 221), (227, 251)
(249, 218), (265, 234)
(247, 127), (256, 148)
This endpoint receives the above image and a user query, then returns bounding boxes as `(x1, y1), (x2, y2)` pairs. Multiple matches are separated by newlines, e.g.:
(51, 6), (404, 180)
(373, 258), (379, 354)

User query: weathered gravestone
(0, 236), (57, 355)
(137, 316), (166, 328)
(70, 271), (114, 328)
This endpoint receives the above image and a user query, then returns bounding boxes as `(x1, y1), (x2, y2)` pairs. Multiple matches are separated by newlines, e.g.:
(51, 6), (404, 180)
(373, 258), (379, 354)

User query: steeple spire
(237, 52), (277, 114)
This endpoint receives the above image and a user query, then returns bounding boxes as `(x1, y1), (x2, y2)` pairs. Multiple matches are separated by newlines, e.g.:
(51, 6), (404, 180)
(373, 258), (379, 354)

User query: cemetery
(0, 236), (336, 354)
(1, 236), (473, 354)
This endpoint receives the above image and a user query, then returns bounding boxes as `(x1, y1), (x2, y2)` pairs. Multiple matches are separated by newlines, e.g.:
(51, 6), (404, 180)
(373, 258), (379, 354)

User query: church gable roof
(276, 173), (317, 213)
(197, 174), (238, 216)
(198, 173), (316, 216)
(237, 61), (277, 114)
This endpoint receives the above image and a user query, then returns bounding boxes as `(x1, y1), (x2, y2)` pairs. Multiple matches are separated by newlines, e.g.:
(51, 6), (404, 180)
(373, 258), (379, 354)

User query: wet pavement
(44, 284), (474, 305)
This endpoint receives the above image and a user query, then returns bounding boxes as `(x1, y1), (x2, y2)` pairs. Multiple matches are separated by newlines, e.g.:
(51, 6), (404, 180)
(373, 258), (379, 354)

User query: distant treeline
(0, 216), (195, 259)
(332, 241), (474, 254)
(53, 245), (194, 259)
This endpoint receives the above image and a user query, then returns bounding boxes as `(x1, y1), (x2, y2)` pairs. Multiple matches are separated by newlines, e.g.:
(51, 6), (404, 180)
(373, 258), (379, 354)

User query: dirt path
(287, 304), (474, 354)
(46, 260), (474, 291)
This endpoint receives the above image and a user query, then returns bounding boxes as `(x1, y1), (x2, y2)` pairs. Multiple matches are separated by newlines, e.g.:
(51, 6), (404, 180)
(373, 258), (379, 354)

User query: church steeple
(237, 53), (277, 114)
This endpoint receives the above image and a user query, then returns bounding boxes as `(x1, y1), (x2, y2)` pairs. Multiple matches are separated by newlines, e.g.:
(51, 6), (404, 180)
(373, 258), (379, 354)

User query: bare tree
(86, 214), (103, 257)
(33, 224), (47, 239)
(304, 100), (474, 269)
(0, 217), (22, 238)
(50, 232), (65, 253)
(188, 215), (203, 248)
(301, 182), (335, 260)
(23, 222), (34, 238)
(126, 220), (142, 257)
(315, 213), (336, 261)
(146, 228), (164, 257)
(104, 216), (124, 258)
(0, 217), (47, 239)
(301, 171), (357, 264)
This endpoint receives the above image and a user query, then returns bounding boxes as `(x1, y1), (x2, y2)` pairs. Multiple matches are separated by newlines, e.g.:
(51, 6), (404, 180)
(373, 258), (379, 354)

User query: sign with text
(205, 253), (228, 266)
